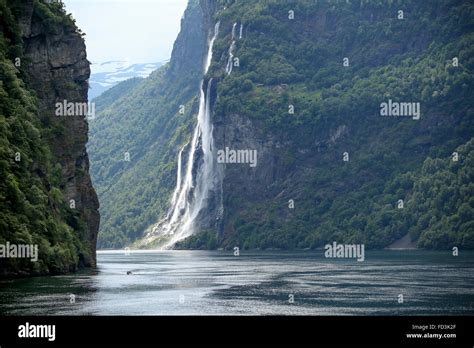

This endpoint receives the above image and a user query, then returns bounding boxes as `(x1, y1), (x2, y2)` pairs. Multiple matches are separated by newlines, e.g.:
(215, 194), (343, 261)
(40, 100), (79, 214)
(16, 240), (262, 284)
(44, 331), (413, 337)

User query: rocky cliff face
(19, 0), (99, 265)
(167, 0), (213, 79)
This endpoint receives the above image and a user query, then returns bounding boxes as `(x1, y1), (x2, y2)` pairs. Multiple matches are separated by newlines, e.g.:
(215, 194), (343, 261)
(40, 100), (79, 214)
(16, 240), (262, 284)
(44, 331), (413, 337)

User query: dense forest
(0, 0), (97, 276)
(90, 0), (473, 250)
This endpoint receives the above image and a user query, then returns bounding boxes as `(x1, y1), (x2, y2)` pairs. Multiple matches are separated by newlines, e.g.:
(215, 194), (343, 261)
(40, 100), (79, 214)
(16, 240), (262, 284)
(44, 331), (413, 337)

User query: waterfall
(225, 41), (236, 75)
(226, 23), (238, 75)
(168, 142), (187, 217)
(231, 22), (237, 39)
(239, 23), (243, 39)
(144, 22), (221, 249)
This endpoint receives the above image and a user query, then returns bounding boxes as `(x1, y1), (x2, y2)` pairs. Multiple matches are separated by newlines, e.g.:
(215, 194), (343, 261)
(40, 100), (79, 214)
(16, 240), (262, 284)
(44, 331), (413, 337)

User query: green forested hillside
(407, 139), (474, 249)
(90, 0), (474, 250)
(89, 66), (201, 247)
(0, 0), (96, 276)
(201, 0), (474, 250)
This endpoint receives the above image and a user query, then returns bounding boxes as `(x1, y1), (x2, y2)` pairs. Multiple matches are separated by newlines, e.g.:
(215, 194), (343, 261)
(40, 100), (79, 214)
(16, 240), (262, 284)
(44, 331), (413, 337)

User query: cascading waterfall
(225, 22), (237, 75)
(231, 22), (237, 39)
(168, 142), (188, 217)
(144, 22), (221, 249)
(225, 41), (236, 75)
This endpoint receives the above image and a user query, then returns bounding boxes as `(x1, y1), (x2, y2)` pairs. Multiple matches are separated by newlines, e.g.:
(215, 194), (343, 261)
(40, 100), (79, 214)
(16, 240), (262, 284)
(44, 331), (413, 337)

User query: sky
(63, 0), (188, 65)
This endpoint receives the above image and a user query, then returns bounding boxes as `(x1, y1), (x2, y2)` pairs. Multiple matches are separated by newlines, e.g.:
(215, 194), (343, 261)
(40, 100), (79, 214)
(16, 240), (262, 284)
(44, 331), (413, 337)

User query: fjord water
(0, 250), (473, 315)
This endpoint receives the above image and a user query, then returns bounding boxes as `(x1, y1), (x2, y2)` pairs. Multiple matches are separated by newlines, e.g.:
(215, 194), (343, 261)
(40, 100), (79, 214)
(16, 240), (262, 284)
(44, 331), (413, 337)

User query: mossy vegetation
(0, 0), (92, 276)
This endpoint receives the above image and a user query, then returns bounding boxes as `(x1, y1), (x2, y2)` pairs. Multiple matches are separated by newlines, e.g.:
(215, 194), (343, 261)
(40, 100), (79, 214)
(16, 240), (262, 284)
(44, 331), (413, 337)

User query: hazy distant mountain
(88, 60), (167, 100)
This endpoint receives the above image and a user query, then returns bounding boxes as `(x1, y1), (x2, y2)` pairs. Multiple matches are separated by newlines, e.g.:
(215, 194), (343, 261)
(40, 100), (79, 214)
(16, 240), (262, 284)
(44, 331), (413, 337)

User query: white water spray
(144, 22), (221, 249)
(225, 41), (236, 75)
(226, 23), (237, 75)
(168, 142), (187, 215)
(231, 22), (237, 39)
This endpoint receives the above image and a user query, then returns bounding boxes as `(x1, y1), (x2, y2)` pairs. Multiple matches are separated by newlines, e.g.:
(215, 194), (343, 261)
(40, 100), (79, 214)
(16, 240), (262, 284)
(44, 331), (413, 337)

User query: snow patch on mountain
(89, 60), (167, 100)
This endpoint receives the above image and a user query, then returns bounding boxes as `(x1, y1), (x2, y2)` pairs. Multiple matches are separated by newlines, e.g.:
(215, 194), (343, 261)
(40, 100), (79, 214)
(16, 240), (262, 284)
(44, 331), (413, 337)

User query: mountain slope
(90, 0), (474, 250)
(89, 60), (165, 100)
(203, 0), (474, 250)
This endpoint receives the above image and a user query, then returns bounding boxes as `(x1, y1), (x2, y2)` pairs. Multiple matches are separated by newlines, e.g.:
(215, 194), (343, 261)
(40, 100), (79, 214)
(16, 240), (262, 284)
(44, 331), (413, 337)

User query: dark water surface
(0, 250), (473, 315)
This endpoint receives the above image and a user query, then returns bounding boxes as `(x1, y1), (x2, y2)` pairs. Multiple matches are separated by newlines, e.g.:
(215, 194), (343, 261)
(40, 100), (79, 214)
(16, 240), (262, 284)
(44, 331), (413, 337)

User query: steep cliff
(0, 0), (99, 276)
